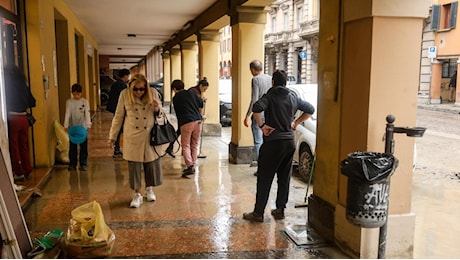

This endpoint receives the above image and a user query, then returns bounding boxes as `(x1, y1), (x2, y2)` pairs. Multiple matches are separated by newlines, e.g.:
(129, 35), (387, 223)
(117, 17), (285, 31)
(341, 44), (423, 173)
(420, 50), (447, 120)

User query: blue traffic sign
(299, 51), (307, 59)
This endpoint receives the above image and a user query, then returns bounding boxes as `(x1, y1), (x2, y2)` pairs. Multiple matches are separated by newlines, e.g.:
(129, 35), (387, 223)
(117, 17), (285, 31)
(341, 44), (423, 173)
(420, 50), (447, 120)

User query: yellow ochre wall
(24, 0), (98, 168)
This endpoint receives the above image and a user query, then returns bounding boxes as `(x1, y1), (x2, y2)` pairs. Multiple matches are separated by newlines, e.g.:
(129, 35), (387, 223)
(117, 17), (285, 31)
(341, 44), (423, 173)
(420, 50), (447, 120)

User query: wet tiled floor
(22, 110), (348, 258)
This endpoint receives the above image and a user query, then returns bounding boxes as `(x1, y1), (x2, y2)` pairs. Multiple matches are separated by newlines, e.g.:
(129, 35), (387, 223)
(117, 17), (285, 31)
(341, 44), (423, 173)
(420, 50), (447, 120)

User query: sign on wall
(428, 46), (437, 58)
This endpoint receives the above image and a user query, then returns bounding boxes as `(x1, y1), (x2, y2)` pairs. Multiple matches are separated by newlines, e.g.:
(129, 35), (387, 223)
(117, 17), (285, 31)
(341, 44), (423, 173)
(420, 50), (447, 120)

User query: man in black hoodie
(106, 69), (130, 157)
(243, 70), (315, 222)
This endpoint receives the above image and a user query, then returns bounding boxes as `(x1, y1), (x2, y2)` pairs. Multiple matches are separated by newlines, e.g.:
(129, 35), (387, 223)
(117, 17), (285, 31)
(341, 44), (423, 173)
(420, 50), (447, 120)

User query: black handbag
(150, 110), (177, 146)
(26, 107), (36, 126)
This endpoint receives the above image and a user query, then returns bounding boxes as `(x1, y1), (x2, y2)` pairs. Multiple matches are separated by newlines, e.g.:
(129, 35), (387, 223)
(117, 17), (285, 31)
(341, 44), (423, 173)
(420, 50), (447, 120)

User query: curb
(417, 105), (460, 114)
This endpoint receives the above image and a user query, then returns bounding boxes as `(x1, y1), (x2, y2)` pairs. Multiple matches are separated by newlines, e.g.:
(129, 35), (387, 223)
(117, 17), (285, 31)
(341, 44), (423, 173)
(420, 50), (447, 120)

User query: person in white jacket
(64, 83), (92, 171)
(108, 74), (165, 208)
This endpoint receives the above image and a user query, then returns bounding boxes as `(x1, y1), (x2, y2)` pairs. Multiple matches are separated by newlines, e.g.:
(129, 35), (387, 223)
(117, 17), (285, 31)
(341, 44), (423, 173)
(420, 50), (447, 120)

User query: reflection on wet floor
(21, 108), (459, 258)
(22, 110), (348, 258)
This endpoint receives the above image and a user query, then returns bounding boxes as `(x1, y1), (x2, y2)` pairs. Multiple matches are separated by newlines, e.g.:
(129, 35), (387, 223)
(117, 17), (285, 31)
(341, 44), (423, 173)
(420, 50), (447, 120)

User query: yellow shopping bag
(64, 201), (115, 258)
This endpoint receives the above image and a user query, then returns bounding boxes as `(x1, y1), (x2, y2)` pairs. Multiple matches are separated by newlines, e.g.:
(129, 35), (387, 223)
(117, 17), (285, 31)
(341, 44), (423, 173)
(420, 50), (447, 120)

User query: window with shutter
(450, 1), (458, 29)
(431, 5), (441, 31)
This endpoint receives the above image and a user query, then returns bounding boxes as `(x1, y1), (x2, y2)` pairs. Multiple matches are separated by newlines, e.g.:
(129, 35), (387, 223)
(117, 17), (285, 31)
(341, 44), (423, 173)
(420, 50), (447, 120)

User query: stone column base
(335, 204), (415, 258)
(228, 142), (254, 164)
(202, 123), (221, 137)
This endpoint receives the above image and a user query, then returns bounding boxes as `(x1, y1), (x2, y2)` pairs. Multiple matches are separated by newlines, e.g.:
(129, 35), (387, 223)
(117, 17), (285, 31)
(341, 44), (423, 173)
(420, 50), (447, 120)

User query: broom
(198, 102), (207, 159)
(295, 156), (316, 208)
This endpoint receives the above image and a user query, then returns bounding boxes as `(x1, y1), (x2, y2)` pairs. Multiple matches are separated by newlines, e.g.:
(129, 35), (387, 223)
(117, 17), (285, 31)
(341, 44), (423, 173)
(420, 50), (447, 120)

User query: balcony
(298, 19), (319, 39)
(265, 29), (302, 45)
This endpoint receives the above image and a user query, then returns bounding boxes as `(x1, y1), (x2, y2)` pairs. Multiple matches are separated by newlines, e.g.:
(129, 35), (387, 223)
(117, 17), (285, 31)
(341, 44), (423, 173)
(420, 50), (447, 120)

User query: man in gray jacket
(243, 60), (271, 170)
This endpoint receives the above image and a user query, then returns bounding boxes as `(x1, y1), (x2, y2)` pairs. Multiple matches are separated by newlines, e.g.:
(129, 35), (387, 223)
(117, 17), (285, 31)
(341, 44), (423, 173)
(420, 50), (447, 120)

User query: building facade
(420, 0), (460, 105)
(264, 0), (319, 83)
(216, 0), (319, 83)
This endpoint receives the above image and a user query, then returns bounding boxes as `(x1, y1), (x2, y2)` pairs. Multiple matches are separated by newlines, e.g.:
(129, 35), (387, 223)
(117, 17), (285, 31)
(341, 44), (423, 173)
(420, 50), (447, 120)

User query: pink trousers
(180, 120), (202, 167)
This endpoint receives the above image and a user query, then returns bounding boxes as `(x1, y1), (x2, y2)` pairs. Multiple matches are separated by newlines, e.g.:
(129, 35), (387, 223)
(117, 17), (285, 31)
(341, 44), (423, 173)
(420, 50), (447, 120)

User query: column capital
(161, 52), (170, 59)
(431, 59), (443, 64)
(344, 0), (430, 22)
(198, 29), (221, 42)
(230, 6), (269, 26)
(180, 41), (197, 51)
(170, 47), (181, 56)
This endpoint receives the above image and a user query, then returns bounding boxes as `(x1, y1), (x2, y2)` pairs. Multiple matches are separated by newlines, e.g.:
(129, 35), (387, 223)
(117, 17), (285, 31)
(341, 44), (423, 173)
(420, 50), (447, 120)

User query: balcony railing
(265, 29), (303, 45)
(298, 19), (319, 38)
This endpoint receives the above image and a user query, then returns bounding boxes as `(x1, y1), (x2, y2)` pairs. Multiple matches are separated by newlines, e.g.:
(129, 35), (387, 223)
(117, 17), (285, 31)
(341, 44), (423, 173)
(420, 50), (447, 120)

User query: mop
(198, 102), (207, 158)
(294, 156), (316, 208)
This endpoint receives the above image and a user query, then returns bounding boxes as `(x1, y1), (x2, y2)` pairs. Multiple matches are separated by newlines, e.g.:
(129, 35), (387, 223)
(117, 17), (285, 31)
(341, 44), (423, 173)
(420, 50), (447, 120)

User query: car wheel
(298, 145), (314, 183)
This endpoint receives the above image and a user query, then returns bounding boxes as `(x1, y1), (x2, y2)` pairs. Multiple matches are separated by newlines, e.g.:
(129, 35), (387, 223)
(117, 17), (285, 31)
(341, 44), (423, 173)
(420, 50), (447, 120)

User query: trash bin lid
(68, 126), (88, 144)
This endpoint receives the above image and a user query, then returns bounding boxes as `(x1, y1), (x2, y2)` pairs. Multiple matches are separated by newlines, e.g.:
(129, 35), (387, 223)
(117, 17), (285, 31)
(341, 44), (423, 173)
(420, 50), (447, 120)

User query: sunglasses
(133, 87), (146, 92)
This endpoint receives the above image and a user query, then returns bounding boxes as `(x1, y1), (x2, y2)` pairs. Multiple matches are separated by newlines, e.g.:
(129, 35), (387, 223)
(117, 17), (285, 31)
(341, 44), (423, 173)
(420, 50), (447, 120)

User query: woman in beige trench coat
(108, 74), (165, 208)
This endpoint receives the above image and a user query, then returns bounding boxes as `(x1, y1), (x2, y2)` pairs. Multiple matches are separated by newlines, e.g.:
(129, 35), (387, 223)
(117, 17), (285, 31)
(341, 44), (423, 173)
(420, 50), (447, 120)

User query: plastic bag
(53, 120), (70, 163)
(340, 151), (398, 183)
(64, 201), (115, 258)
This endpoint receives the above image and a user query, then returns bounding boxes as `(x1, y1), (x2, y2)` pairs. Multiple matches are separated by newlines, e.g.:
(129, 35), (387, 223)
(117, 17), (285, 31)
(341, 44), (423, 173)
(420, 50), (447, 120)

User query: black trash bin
(340, 151), (399, 228)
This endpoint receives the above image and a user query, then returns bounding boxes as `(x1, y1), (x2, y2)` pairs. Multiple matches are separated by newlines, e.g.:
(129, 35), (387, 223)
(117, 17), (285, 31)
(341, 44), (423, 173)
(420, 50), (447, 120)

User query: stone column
(198, 30), (221, 136)
(169, 47), (181, 104)
(229, 6), (268, 164)
(161, 52), (171, 105)
(429, 60), (442, 104)
(311, 0), (430, 258)
(275, 50), (281, 71)
(180, 41), (197, 90)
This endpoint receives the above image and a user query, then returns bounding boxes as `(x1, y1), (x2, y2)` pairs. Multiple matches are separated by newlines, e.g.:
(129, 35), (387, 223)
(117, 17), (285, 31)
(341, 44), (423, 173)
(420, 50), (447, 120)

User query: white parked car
(288, 84), (318, 183)
(287, 75), (296, 85)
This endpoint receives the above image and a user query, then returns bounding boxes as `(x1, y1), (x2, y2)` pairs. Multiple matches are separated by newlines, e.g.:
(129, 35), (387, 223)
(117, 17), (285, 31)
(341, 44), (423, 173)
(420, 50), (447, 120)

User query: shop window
(442, 60), (457, 78)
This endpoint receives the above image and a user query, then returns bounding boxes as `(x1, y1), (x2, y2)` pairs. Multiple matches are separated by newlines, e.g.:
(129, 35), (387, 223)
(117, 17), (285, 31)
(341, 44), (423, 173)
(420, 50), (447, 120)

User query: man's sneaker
(80, 165), (88, 171)
(250, 161), (258, 167)
(130, 193), (143, 208)
(145, 186), (156, 202)
(243, 212), (264, 222)
(271, 208), (285, 220)
(113, 151), (123, 158)
(68, 165), (77, 171)
(182, 166), (195, 175)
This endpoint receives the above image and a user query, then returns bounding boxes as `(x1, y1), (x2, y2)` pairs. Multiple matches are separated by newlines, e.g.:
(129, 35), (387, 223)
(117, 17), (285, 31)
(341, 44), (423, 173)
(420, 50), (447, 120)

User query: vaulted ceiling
(63, 0), (272, 69)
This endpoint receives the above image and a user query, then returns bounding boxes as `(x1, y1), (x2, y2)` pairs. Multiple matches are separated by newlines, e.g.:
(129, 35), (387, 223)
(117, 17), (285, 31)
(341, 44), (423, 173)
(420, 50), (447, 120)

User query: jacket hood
(268, 85), (290, 96)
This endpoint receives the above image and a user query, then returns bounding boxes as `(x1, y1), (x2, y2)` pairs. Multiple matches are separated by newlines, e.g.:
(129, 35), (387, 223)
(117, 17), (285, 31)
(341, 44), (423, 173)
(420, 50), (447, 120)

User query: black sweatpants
(254, 139), (296, 214)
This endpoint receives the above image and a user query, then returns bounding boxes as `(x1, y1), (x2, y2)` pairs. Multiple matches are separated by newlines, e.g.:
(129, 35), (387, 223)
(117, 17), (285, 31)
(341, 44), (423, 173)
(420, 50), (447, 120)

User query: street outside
(216, 79), (460, 257)
(412, 108), (460, 258)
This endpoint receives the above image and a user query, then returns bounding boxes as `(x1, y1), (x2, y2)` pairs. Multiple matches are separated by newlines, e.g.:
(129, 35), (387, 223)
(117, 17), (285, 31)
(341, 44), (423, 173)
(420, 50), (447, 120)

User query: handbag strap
(153, 138), (180, 157)
(154, 109), (171, 125)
